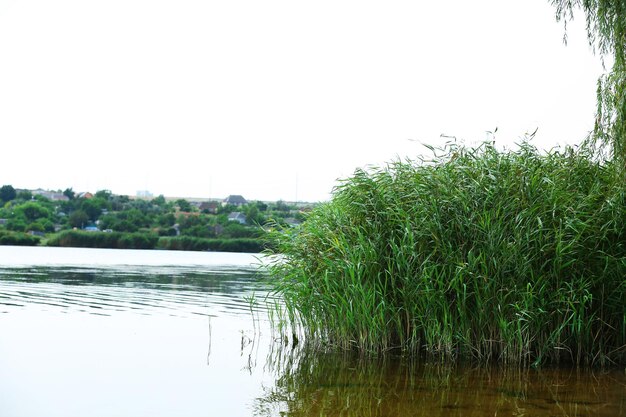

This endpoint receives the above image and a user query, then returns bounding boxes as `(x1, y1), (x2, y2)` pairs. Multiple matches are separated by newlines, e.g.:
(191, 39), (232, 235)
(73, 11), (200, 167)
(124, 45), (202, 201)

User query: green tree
(81, 197), (109, 221)
(95, 189), (112, 201)
(0, 185), (16, 202)
(111, 219), (139, 233)
(6, 218), (27, 232)
(15, 202), (50, 222)
(157, 213), (176, 227)
(69, 210), (89, 228)
(16, 190), (32, 201)
(218, 203), (237, 215)
(222, 222), (261, 238)
(176, 199), (192, 212)
(551, 0), (626, 175)
(109, 194), (130, 211)
(63, 188), (75, 200)
(32, 218), (55, 233)
(274, 200), (291, 212)
(151, 195), (167, 207)
(98, 209), (150, 232)
(245, 205), (264, 225)
(122, 209), (151, 229)
(97, 213), (117, 231)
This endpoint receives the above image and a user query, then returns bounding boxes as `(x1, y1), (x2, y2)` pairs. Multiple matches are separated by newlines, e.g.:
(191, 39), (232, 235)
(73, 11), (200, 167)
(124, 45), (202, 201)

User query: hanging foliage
(551, 0), (626, 173)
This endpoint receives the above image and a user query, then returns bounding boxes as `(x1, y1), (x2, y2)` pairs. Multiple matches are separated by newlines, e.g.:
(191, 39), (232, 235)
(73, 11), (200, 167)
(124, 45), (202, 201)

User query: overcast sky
(0, 0), (604, 202)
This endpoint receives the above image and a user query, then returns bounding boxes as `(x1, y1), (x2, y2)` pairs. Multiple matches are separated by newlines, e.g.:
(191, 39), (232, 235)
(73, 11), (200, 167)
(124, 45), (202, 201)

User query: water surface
(256, 349), (626, 416)
(1, 246), (625, 417)
(0, 246), (273, 417)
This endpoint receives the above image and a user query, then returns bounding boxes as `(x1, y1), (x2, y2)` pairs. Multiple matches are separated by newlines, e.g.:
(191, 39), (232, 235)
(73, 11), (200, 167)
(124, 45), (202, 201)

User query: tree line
(0, 185), (307, 252)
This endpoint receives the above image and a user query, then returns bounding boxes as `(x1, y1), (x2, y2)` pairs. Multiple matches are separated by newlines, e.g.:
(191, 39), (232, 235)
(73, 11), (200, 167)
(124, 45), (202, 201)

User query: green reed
(268, 141), (626, 366)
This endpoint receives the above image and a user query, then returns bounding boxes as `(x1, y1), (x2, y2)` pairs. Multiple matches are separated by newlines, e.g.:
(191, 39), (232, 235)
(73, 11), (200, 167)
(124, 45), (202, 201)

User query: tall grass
(46, 231), (265, 253)
(269, 141), (626, 366)
(47, 230), (158, 249)
(157, 236), (264, 253)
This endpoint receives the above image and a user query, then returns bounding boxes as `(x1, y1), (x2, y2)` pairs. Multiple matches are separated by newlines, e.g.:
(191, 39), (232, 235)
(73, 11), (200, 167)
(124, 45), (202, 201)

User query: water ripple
(0, 264), (274, 318)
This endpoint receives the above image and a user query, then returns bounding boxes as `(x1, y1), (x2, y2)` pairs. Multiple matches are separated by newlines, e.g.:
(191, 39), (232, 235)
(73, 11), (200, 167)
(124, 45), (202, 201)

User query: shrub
(157, 236), (264, 253)
(0, 230), (40, 246)
(269, 142), (626, 366)
(47, 230), (158, 250)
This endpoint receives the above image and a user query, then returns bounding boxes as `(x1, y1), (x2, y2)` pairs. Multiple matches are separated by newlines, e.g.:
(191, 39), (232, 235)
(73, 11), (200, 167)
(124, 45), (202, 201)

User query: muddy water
(257, 349), (626, 416)
(1, 246), (624, 417)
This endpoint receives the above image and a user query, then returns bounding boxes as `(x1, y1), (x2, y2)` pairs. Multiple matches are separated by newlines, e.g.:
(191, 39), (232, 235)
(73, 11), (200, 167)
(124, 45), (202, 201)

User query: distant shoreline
(0, 229), (268, 253)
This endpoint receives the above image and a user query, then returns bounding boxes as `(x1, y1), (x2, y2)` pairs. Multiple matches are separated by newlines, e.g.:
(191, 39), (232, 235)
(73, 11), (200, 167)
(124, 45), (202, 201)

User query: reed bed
(269, 141), (626, 366)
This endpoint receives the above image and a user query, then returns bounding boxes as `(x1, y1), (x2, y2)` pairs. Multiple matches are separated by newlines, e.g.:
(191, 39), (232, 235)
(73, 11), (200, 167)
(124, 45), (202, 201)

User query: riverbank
(0, 229), (267, 253)
(0, 191), (303, 253)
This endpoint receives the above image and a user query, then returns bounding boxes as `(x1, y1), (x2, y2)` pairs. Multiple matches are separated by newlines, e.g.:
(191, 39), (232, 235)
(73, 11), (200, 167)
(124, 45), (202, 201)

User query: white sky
(0, 0), (604, 202)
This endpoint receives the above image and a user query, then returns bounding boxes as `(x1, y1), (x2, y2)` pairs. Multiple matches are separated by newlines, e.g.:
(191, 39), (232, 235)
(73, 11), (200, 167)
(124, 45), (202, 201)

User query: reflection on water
(0, 247), (276, 417)
(256, 348), (626, 417)
(0, 265), (269, 317)
(2, 246), (626, 417)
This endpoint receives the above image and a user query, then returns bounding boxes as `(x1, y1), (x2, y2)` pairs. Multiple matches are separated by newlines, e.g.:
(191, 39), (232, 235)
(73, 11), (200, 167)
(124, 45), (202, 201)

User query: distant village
(13, 187), (310, 227)
(0, 185), (315, 251)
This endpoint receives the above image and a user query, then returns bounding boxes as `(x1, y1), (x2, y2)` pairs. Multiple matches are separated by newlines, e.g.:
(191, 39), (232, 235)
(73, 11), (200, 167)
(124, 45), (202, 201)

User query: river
(1, 246), (625, 416)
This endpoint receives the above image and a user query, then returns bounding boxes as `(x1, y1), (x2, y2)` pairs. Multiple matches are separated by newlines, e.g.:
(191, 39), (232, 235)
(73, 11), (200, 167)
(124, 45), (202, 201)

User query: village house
(31, 189), (69, 201)
(199, 201), (220, 214)
(227, 212), (247, 224)
(222, 195), (247, 207)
